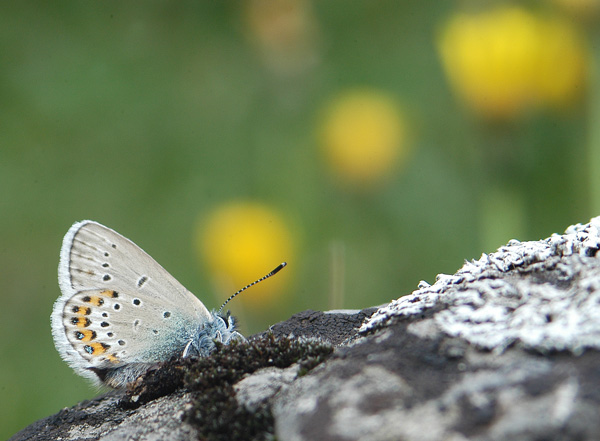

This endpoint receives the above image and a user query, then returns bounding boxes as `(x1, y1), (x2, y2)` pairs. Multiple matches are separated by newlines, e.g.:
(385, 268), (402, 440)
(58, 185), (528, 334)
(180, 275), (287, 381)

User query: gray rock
(12, 390), (198, 441)
(273, 315), (600, 441)
(362, 217), (600, 354)
(272, 217), (600, 441)
(234, 365), (298, 411)
(11, 218), (600, 441)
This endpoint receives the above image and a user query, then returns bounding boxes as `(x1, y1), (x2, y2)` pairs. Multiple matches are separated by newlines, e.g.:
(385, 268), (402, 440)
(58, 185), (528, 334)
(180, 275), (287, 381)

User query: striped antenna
(218, 262), (287, 314)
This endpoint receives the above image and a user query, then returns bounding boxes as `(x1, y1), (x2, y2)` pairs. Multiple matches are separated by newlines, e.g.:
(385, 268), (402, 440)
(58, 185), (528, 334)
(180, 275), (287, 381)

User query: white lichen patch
(361, 217), (600, 354)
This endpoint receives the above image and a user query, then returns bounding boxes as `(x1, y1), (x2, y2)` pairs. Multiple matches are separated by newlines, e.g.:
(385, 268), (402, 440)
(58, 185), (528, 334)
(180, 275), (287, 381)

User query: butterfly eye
(218, 314), (230, 327)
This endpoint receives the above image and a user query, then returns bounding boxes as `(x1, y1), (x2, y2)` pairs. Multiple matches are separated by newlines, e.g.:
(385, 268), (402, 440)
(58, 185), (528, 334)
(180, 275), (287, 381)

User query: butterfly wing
(51, 220), (213, 386)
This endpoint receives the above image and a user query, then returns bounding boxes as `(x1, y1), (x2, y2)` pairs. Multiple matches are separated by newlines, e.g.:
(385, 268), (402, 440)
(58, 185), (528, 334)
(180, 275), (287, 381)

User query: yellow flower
(197, 202), (294, 310)
(319, 89), (409, 188)
(438, 6), (588, 120)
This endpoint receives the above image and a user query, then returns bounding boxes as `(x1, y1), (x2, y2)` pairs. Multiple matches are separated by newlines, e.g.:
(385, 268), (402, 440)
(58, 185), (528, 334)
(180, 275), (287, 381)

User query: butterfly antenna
(218, 262), (287, 314)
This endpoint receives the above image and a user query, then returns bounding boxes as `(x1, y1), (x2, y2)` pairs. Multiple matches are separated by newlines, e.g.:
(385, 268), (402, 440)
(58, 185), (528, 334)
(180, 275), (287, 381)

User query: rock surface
(12, 218), (600, 441)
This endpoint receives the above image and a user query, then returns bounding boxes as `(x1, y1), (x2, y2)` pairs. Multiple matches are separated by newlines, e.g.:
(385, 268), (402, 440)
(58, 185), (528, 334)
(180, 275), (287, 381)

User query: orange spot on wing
(78, 330), (96, 342)
(100, 290), (118, 298)
(73, 317), (91, 328)
(86, 296), (104, 306)
(86, 342), (110, 355)
(105, 354), (119, 363)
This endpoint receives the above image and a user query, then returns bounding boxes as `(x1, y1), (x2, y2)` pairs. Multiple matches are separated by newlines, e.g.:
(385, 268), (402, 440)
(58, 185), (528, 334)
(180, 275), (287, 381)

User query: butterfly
(51, 220), (285, 388)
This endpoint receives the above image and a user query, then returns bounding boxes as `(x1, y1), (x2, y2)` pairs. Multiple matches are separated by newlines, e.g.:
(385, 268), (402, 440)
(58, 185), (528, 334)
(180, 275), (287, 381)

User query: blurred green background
(2, 0), (598, 438)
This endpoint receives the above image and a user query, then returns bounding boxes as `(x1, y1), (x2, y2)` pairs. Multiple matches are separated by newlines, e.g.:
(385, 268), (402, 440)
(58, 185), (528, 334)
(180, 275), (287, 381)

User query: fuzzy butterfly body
(51, 221), (244, 388)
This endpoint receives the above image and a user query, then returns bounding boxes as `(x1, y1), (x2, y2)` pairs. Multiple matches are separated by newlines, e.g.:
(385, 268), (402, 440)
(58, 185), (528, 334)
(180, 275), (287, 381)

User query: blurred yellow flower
(438, 6), (588, 120)
(197, 202), (294, 309)
(319, 89), (409, 188)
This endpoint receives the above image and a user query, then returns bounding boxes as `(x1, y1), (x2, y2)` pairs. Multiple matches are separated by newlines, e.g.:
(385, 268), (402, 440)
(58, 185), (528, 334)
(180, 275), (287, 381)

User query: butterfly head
(183, 262), (287, 357)
(184, 311), (245, 358)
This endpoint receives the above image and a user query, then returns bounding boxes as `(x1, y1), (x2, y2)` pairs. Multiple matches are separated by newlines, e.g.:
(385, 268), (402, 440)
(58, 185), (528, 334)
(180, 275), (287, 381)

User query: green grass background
(1, 1), (594, 438)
